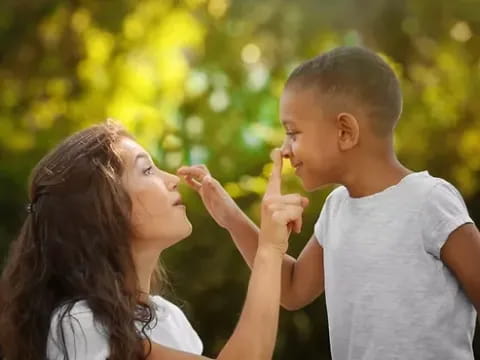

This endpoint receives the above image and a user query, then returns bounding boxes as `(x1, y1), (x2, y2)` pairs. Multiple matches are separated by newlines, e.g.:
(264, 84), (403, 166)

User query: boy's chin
(300, 176), (331, 192)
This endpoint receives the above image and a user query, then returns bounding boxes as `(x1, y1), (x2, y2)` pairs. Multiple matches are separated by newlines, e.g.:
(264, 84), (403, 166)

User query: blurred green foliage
(1, 0), (479, 358)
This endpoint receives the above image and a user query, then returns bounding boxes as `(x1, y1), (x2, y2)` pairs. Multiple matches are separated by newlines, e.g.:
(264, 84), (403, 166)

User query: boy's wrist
(256, 243), (285, 259)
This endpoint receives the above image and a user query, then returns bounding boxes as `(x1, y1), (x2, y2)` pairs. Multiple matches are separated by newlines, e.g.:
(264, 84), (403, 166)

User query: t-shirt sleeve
(314, 204), (328, 247)
(314, 187), (345, 247)
(47, 308), (110, 360)
(150, 296), (204, 355)
(422, 180), (474, 258)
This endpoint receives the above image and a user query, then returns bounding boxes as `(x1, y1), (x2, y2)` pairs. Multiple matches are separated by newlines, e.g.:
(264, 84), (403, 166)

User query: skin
(119, 137), (192, 294)
(178, 85), (480, 314)
(116, 138), (307, 360)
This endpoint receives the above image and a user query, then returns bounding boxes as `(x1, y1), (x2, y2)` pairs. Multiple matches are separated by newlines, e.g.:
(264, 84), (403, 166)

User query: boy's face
(279, 86), (343, 191)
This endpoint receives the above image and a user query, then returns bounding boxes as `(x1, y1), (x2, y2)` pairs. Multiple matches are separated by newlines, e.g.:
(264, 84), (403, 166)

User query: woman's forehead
(117, 137), (148, 163)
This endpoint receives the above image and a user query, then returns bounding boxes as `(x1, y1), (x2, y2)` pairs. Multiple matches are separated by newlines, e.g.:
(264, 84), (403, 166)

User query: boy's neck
(341, 151), (412, 198)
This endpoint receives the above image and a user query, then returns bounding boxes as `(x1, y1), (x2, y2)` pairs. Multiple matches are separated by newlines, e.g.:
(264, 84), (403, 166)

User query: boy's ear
(336, 112), (360, 151)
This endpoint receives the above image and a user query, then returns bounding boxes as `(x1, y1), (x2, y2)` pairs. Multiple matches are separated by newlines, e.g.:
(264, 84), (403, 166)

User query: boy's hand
(177, 165), (241, 229)
(259, 149), (309, 254)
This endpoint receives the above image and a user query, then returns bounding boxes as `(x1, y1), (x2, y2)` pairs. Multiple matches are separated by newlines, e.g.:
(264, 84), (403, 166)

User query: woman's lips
(172, 197), (184, 207)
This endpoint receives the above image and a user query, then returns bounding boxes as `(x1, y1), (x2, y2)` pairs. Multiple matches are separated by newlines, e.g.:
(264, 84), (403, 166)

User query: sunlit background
(1, 0), (479, 358)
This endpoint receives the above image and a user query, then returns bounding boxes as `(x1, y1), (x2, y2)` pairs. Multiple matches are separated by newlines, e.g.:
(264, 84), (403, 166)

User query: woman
(0, 121), (307, 360)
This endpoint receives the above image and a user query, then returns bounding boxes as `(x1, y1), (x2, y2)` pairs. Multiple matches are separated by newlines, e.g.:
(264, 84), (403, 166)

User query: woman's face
(117, 137), (192, 249)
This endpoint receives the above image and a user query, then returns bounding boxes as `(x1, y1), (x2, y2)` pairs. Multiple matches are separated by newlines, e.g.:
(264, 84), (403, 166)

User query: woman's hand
(177, 165), (242, 229)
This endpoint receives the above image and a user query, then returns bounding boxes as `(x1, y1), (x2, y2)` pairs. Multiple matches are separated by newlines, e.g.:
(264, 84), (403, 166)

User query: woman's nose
(164, 172), (180, 190)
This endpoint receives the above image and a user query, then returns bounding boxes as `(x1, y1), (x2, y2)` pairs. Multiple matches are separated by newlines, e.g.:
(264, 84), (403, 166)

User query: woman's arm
(149, 150), (303, 360)
(147, 245), (283, 360)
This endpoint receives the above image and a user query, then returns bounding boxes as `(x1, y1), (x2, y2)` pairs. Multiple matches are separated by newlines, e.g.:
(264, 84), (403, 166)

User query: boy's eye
(286, 131), (299, 140)
(143, 166), (154, 175)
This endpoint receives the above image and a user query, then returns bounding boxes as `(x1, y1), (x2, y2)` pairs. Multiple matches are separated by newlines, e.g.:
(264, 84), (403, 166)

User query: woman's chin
(159, 223), (193, 250)
(183, 220), (193, 237)
(176, 218), (193, 241)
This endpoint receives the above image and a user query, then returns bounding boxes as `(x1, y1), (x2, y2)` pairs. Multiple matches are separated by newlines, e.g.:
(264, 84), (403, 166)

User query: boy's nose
(280, 141), (292, 159)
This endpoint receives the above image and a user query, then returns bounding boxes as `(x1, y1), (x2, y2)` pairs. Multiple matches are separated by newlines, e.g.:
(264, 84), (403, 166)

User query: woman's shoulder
(50, 296), (180, 328)
(149, 295), (203, 354)
(47, 301), (109, 360)
(50, 300), (107, 333)
(48, 296), (203, 356)
(50, 296), (188, 327)
(150, 295), (189, 322)
(50, 300), (100, 329)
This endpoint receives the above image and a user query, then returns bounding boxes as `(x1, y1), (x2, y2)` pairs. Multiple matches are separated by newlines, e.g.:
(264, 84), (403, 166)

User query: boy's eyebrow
(281, 119), (296, 127)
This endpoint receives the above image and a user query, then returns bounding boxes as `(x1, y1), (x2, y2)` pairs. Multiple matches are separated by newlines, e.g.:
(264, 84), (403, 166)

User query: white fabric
(46, 295), (203, 359)
(314, 171), (476, 360)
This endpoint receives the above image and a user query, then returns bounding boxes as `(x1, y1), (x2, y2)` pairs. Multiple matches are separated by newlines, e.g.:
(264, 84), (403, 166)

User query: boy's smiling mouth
(292, 161), (303, 173)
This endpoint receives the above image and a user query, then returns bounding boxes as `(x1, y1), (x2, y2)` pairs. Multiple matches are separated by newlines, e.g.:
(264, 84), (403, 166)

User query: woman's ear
(336, 112), (360, 151)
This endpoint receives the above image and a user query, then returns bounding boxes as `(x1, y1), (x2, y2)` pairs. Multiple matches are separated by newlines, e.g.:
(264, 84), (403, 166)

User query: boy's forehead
(280, 87), (322, 125)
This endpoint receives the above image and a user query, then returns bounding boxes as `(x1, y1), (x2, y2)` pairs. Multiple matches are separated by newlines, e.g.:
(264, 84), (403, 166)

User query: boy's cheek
(291, 142), (301, 156)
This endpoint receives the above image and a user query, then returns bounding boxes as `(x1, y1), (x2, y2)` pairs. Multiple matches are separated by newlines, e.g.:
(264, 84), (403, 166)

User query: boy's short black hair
(286, 46), (403, 136)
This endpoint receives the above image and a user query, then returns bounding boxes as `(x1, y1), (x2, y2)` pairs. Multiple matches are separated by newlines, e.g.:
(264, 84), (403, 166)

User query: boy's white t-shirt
(314, 171), (476, 360)
(46, 295), (203, 359)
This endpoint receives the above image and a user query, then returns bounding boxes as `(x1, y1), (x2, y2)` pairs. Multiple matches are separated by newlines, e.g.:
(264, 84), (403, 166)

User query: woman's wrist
(224, 206), (253, 233)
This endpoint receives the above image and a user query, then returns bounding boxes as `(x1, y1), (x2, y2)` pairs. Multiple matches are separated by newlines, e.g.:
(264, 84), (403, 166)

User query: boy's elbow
(281, 303), (302, 311)
(280, 298), (305, 311)
(281, 290), (323, 311)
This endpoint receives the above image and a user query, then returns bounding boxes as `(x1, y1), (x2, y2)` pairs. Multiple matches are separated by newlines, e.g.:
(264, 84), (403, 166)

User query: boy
(178, 46), (480, 359)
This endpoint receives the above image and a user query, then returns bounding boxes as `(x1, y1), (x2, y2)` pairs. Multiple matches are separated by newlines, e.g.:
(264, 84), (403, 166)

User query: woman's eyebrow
(134, 153), (150, 165)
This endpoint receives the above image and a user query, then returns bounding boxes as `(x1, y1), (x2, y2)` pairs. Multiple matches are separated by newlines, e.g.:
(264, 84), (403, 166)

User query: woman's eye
(143, 166), (153, 175)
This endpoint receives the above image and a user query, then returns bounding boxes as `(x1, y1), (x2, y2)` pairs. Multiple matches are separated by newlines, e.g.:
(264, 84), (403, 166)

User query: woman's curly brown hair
(0, 121), (163, 360)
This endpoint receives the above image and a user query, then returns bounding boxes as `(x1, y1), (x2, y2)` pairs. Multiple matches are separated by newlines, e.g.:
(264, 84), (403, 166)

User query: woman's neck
(131, 243), (162, 296)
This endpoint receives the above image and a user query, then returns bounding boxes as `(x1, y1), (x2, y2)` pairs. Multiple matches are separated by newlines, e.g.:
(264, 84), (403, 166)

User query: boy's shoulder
(323, 172), (463, 209)
(326, 185), (349, 201)
(320, 185), (349, 214)
(399, 171), (462, 200)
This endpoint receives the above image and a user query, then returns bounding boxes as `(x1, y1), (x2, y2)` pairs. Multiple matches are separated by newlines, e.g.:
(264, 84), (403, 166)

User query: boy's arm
(177, 164), (325, 310)
(440, 223), (480, 313)
(227, 212), (325, 311)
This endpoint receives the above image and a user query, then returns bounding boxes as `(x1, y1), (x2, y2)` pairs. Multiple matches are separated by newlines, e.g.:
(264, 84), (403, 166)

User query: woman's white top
(46, 295), (203, 359)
